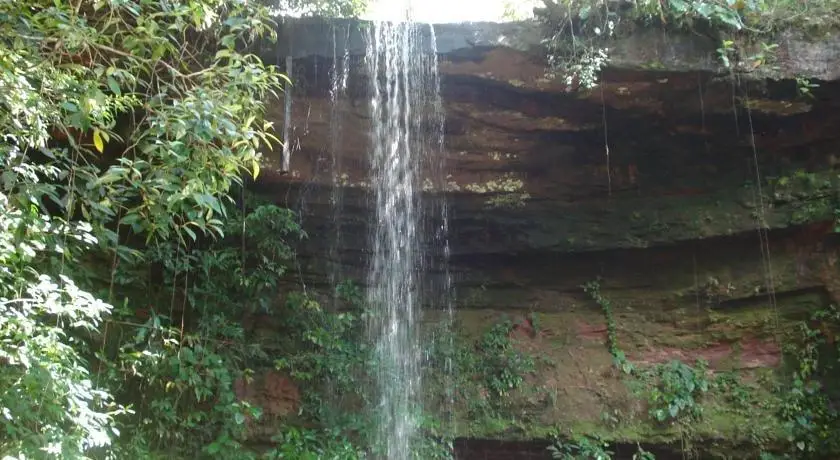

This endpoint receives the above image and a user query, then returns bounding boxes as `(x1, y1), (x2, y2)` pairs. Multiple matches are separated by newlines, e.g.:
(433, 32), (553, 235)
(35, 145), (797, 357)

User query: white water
(365, 15), (445, 459)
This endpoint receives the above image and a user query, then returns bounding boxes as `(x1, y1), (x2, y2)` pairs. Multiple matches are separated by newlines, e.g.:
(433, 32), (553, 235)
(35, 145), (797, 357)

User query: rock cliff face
(251, 17), (840, 457)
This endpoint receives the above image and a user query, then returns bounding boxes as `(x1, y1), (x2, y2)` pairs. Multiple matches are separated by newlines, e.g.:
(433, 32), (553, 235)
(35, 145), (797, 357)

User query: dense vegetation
(4, 0), (840, 458)
(0, 0), (383, 458)
(537, 0), (840, 88)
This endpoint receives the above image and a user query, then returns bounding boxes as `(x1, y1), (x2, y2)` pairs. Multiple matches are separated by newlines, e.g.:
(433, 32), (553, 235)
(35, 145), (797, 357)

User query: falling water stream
(365, 11), (446, 459)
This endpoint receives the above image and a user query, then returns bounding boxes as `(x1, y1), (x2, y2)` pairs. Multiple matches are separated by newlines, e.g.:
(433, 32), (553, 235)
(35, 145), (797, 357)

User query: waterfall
(365, 16), (445, 459)
(420, 26), (456, 440)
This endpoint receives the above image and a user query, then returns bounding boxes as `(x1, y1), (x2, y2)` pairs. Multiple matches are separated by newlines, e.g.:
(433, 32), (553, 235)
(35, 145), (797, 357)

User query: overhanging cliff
(248, 16), (840, 457)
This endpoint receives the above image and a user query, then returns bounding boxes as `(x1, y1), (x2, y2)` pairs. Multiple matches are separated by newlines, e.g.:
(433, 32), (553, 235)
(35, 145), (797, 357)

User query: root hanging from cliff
(600, 82), (611, 196)
(731, 70), (740, 137)
(737, 76), (781, 342)
(697, 75), (711, 156)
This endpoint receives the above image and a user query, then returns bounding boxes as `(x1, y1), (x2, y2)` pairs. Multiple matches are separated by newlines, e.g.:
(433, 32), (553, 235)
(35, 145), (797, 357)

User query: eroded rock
(251, 16), (840, 454)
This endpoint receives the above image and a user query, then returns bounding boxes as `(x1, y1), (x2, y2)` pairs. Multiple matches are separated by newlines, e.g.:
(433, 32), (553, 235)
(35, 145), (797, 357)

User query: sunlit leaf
(182, 225), (197, 241)
(93, 129), (105, 153)
(669, 0), (689, 13)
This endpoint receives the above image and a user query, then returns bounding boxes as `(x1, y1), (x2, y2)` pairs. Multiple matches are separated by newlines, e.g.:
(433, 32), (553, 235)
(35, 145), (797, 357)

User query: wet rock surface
(250, 17), (840, 454)
(255, 18), (840, 276)
(266, 18), (840, 79)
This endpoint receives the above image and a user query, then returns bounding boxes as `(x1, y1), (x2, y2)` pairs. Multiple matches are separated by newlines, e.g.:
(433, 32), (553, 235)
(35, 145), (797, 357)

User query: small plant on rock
(477, 319), (536, 397)
(776, 306), (840, 456)
(548, 434), (613, 460)
(583, 280), (635, 375)
(633, 444), (656, 460)
(646, 359), (710, 423)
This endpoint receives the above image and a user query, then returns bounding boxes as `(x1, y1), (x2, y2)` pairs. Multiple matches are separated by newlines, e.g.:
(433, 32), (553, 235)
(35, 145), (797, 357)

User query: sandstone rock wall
(250, 18), (840, 457)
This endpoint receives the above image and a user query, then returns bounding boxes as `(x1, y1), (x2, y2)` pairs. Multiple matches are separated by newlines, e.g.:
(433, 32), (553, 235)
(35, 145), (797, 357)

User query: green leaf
(693, 2), (713, 18)
(669, 0), (689, 13)
(107, 76), (121, 96)
(182, 225), (197, 242)
(578, 4), (591, 20)
(716, 10), (743, 29)
(152, 44), (166, 61)
(220, 34), (236, 49)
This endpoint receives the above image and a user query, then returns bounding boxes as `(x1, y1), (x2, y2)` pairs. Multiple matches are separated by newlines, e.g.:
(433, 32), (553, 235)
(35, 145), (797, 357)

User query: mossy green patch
(425, 281), (835, 456)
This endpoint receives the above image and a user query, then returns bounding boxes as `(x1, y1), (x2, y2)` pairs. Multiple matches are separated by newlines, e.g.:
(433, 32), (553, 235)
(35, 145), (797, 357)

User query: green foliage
(540, 4), (613, 89)
(0, 0), (294, 455)
(714, 371), (758, 412)
(410, 420), (454, 460)
(775, 307), (840, 457)
(265, 427), (363, 460)
(584, 281), (710, 426)
(585, 279), (840, 458)
(0, 0), (282, 245)
(267, 0), (368, 17)
(796, 76), (820, 99)
(583, 280), (634, 374)
(548, 434), (613, 460)
(270, 281), (454, 459)
(633, 445), (656, 460)
(645, 359), (710, 423)
(476, 319), (536, 398)
(0, 193), (124, 457)
(579, 284), (840, 455)
(541, 0), (839, 34)
(770, 170), (837, 227)
(760, 453), (788, 460)
(0, 0), (424, 458)
(538, 0), (840, 89)
(100, 201), (301, 458)
(423, 316), (537, 429)
(716, 38), (737, 68)
(274, 283), (371, 423)
(221, 203), (303, 311)
(645, 0), (745, 29)
(549, 437), (654, 460)
(110, 319), (264, 458)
